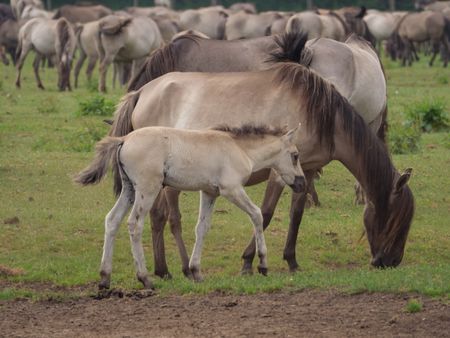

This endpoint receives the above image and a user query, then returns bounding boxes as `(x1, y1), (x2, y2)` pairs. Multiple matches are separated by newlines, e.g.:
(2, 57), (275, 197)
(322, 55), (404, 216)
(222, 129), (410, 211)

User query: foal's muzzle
(289, 176), (306, 193)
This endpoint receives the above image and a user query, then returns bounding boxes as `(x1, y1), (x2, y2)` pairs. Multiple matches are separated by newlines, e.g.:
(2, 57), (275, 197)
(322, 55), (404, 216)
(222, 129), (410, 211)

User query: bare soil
(1, 287), (449, 338)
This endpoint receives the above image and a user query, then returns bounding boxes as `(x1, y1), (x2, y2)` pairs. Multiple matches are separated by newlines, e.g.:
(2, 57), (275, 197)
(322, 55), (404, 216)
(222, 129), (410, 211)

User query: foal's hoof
(190, 267), (204, 282)
(257, 266), (268, 276)
(137, 275), (155, 290)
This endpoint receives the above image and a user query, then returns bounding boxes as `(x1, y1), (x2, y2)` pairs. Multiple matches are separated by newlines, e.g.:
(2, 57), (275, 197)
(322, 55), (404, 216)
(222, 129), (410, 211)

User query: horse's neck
(333, 126), (395, 205)
(234, 138), (282, 172)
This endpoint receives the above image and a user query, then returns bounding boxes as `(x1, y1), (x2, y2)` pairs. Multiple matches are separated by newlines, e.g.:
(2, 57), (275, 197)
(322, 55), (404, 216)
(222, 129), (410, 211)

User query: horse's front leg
(165, 187), (192, 278)
(189, 191), (217, 282)
(99, 180), (134, 290)
(241, 170), (285, 274)
(150, 189), (170, 279)
(223, 187), (267, 276)
(283, 170), (316, 272)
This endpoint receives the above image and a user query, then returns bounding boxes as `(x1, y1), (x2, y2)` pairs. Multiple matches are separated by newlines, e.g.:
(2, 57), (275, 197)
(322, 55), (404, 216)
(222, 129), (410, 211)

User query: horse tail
(56, 18), (73, 90)
(74, 136), (124, 186)
(377, 104), (389, 145)
(266, 31), (313, 67)
(108, 90), (141, 195)
(127, 38), (180, 91)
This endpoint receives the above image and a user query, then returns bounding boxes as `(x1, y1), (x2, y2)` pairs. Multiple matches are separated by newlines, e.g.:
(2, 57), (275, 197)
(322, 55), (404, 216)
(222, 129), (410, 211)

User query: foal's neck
(234, 137), (282, 172)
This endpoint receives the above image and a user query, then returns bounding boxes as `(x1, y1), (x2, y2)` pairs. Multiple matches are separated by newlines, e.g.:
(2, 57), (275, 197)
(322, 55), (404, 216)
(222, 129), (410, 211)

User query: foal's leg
(241, 170), (285, 274)
(32, 53), (45, 90)
(283, 170), (316, 272)
(127, 187), (160, 289)
(99, 180), (134, 290)
(189, 191), (217, 282)
(222, 187), (268, 275)
(165, 187), (192, 278)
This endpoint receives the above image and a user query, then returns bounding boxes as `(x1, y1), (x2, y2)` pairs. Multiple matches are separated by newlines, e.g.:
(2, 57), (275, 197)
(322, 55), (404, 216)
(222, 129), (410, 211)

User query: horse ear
(395, 168), (412, 193)
(284, 123), (301, 142)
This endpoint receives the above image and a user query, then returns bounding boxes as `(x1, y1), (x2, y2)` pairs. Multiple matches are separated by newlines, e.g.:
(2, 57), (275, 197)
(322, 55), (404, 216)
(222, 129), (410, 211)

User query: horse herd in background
(0, 1), (422, 288)
(0, 0), (449, 92)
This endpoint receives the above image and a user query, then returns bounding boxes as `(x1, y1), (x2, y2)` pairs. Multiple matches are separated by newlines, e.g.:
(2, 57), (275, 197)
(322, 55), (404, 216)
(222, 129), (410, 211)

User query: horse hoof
(190, 267), (204, 282)
(240, 268), (253, 276)
(257, 266), (268, 276)
(154, 269), (172, 280)
(183, 268), (194, 280)
(137, 274), (154, 290)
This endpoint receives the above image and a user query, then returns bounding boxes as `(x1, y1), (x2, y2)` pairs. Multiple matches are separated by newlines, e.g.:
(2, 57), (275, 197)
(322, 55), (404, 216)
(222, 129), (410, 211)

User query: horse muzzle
(289, 176), (306, 194)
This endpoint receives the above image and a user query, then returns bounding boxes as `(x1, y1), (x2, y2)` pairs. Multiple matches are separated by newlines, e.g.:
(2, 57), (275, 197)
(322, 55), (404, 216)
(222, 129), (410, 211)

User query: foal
(76, 125), (306, 288)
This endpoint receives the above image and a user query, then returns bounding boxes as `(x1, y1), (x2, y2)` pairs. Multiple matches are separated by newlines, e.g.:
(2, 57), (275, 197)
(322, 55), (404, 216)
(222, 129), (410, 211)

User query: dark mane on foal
(272, 62), (395, 235)
(212, 124), (286, 137)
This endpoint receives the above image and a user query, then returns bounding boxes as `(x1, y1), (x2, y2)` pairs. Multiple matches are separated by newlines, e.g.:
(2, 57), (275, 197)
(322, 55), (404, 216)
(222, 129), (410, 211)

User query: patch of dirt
(1, 288), (449, 337)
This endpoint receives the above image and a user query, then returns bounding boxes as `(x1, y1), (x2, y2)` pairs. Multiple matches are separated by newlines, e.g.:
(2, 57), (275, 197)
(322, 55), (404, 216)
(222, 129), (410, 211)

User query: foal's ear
(284, 123), (302, 142)
(395, 168), (412, 193)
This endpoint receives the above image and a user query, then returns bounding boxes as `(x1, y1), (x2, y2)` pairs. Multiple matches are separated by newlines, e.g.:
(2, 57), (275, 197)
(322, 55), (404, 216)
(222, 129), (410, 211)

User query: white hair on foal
(75, 125), (305, 288)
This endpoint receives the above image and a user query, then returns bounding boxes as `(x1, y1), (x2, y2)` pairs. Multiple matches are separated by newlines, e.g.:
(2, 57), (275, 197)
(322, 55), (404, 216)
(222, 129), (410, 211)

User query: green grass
(0, 53), (449, 301)
(405, 299), (423, 313)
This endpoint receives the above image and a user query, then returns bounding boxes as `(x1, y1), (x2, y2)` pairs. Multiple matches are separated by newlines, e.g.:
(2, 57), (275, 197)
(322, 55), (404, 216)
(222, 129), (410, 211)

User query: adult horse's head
(363, 168), (414, 268)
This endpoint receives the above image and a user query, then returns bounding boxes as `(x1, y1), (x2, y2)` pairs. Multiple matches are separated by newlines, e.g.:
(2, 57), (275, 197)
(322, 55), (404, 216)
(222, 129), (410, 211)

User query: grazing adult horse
(15, 17), (76, 90)
(76, 125), (306, 288)
(125, 33), (388, 277)
(179, 7), (228, 39)
(389, 11), (450, 67)
(96, 15), (162, 92)
(108, 62), (414, 279)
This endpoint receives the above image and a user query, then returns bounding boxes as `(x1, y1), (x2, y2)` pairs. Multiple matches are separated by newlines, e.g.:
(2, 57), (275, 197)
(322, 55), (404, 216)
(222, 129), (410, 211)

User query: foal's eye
(291, 153), (299, 164)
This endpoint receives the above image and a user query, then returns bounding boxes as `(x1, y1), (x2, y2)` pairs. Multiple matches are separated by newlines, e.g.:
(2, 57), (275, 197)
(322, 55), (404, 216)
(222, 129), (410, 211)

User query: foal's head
(273, 125), (306, 194)
(363, 168), (414, 268)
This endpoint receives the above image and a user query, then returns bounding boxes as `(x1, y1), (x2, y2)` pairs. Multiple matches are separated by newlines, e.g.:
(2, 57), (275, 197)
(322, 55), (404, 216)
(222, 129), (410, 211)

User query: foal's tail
(108, 90), (141, 195)
(75, 137), (124, 186)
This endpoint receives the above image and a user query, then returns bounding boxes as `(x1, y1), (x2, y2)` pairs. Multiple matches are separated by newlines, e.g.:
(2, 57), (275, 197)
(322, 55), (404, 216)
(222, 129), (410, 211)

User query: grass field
(0, 53), (449, 301)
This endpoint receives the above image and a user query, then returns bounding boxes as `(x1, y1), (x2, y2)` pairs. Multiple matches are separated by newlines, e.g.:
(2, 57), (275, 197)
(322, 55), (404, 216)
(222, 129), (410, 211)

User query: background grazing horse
(388, 11), (450, 67)
(108, 62), (414, 279)
(96, 15), (162, 92)
(76, 125), (306, 288)
(15, 17), (76, 90)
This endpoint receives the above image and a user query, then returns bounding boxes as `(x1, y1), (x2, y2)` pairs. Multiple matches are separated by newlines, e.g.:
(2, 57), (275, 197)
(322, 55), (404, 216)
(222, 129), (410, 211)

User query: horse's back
(307, 36), (386, 124)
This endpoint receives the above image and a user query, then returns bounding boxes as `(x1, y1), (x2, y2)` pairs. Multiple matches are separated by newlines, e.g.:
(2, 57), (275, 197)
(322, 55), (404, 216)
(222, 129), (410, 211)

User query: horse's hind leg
(166, 187), (192, 278)
(15, 41), (32, 88)
(223, 186), (268, 275)
(86, 56), (97, 82)
(241, 170), (284, 275)
(128, 186), (160, 289)
(429, 41), (439, 67)
(189, 191), (217, 282)
(73, 50), (86, 88)
(32, 54), (45, 90)
(99, 179), (134, 290)
(150, 190), (171, 279)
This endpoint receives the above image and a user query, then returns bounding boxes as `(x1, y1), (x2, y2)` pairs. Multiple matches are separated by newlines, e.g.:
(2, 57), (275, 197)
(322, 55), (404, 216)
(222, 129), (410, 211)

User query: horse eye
(291, 153), (299, 164)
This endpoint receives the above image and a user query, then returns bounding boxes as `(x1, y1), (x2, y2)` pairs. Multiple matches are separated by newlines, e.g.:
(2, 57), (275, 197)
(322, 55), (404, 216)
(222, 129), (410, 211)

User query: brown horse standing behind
(15, 17), (76, 90)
